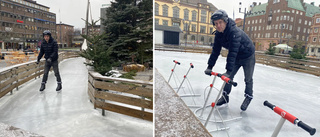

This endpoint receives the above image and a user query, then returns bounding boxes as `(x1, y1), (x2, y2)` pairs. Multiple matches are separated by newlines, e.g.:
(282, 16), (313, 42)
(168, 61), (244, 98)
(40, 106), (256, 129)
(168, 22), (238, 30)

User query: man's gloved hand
(47, 58), (52, 64)
(36, 60), (39, 64)
(222, 71), (231, 78)
(204, 68), (212, 76)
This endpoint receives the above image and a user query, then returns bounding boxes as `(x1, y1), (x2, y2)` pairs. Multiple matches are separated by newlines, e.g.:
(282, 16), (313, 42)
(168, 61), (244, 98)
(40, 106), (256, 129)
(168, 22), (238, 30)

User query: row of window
(270, 8), (304, 16)
(1, 11), (55, 25)
(249, 32), (308, 41)
(1, 1), (54, 18)
(247, 24), (311, 34)
(8, 0), (49, 11)
(248, 17), (311, 26)
(155, 3), (210, 23)
(155, 19), (214, 34)
(1, 22), (55, 32)
(0, 32), (54, 39)
(310, 47), (320, 53)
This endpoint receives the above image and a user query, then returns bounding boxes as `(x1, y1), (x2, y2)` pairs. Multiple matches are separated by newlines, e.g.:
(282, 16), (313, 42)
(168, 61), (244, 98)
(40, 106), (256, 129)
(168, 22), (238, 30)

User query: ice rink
(155, 50), (320, 137)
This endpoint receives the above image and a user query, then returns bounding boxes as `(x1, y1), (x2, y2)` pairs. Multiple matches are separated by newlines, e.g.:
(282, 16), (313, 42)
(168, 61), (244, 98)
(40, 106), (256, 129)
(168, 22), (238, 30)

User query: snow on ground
(155, 50), (320, 137)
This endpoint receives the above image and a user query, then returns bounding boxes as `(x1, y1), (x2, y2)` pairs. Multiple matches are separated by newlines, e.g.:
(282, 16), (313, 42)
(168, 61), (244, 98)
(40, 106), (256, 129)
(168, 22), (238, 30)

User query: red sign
(17, 20), (23, 23)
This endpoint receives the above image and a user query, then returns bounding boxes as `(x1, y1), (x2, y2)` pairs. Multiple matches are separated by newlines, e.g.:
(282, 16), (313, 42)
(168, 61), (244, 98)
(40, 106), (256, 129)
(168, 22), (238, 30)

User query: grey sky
(35, 0), (319, 30)
(36, 0), (111, 29)
(209, 0), (320, 20)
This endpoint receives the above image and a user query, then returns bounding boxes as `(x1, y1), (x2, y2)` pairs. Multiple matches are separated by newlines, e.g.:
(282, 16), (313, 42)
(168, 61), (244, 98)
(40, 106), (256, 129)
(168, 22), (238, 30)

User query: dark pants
(223, 53), (255, 96)
(42, 60), (61, 84)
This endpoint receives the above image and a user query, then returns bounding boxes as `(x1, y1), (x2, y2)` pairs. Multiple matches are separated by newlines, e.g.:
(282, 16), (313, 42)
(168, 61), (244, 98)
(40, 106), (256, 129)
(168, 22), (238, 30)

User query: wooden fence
(0, 51), (79, 99)
(256, 53), (320, 76)
(88, 71), (153, 121)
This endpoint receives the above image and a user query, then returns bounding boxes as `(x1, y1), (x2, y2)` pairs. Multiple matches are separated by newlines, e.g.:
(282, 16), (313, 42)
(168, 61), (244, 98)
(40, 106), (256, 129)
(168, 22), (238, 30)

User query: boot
(39, 83), (45, 91)
(56, 82), (62, 91)
(216, 91), (229, 106)
(241, 94), (253, 111)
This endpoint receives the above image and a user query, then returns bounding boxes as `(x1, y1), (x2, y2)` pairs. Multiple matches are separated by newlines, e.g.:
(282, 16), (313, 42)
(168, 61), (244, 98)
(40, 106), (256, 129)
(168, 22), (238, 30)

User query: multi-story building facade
(100, 4), (110, 35)
(155, 0), (217, 45)
(244, 0), (320, 51)
(307, 13), (320, 57)
(82, 25), (100, 36)
(56, 23), (74, 48)
(0, 0), (56, 50)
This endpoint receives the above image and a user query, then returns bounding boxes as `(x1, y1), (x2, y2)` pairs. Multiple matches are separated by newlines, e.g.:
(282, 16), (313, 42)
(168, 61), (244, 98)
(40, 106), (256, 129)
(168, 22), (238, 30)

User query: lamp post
(239, 2), (247, 31)
(183, 20), (190, 49)
(280, 10), (290, 44)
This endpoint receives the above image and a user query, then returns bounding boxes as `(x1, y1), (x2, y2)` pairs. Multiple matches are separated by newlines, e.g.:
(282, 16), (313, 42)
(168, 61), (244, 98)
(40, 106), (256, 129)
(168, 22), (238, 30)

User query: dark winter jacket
(37, 37), (59, 62)
(207, 18), (255, 72)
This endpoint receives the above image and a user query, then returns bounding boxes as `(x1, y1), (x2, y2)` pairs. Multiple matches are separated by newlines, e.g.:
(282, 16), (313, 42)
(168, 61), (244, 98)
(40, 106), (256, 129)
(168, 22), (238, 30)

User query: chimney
(259, 2), (261, 5)
(253, 2), (257, 7)
(311, 2), (314, 6)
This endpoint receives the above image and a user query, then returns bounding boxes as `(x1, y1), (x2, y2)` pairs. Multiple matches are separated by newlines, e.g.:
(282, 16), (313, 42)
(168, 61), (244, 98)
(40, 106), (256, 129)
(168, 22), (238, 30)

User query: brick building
(244, 0), (320, 51)
(307, 13), (320, 57)
(56, 23), (74, 48)
(82, 25), (100, 36)
(0, 0), (56, 50)
(154, 0), (217, 45)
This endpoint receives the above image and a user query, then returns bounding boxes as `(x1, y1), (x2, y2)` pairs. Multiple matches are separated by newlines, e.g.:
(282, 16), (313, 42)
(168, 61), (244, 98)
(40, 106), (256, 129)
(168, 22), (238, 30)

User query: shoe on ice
(241, 94), (253, 111)
(56, 82), (62, 91)
(216, 92), (229, 106)
(39, 83), (45, 91)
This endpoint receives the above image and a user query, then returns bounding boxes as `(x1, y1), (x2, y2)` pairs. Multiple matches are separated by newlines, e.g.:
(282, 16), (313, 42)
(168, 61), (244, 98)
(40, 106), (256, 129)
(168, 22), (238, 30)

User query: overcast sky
(36, 0), (319, 30)
(37, 0), (111, 29)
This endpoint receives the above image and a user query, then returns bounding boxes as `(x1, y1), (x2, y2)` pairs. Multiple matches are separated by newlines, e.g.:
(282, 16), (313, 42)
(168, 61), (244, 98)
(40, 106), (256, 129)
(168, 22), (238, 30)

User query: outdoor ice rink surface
(0, 57), (153, 137)
(155, 50), (320, 137)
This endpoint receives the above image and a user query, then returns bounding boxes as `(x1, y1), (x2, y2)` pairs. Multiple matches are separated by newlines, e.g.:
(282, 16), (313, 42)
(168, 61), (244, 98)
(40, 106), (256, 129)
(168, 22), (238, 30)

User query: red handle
(210, 72), (219, 76)
(190, 63), (194, 68)
(173, 60), (180, 65)
(274, 106), (298, 124)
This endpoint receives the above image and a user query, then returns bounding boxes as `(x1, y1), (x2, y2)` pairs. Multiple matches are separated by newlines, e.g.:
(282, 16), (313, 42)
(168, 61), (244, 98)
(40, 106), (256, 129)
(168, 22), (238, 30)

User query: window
(274, 33), (277, 38)
(311, 48), (314, 52)
(192, 11), (197, 22)
(201, 36), (204, 42)
(259, 19), (262, 23)
(276, 16), (279, 21)
(296, 11), (299, 14)
(259, 26), (261, 30)
(309, 21), (312, 26)
(303, 28), (306, 33)
(313, 37), (317, 42)
(317, 18), (320, 23)
(210, 27), (213, 34)
(300, 12), (303, 15)
(155, 3), (159, 15)
(305, 20), (307, 25)
(191, 35), (195, 40)
(291, 17), (293, 22)
(292, 9), (295, 13)
(315, 28), (318, 33)
(296, 35), (299, 40)
(248, 20), (250, 24)
(162, 5), (168, 17)
(201, 10), (207, 23)
(163, 20), (168, 26)
(200, 25), (206, 33)
(173, 22), (179, 27)
(275, 24), (278, 30)
(297, 27), (300, 32)
(173, 6), (180, 18)
(299, 19), (301, 24)
(284, 15), (287, 20)
(247, 27), (250, 31)
(318, 48), (320, 53)
(184, 9), (189, 20)
(302, 36), (305, 41)
(192, 24), (196, 32)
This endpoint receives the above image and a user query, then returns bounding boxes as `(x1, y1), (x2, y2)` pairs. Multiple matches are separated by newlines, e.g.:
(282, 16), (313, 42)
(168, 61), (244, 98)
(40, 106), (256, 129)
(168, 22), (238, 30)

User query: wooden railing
(256, 53), (320, 76)
(0, 51), (79, 99)
(88, 71), (153, 121)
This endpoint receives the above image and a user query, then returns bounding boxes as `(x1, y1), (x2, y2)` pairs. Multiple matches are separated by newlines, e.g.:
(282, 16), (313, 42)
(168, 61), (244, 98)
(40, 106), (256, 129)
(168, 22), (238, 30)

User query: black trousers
(41, 60), (61, 83)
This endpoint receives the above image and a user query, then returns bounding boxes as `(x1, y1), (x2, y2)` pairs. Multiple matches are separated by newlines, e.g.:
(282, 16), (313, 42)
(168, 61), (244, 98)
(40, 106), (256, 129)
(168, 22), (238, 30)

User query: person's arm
(225, 29), (241, 73)
(207, 36), (222, 69)
(37, 44), (44, 62)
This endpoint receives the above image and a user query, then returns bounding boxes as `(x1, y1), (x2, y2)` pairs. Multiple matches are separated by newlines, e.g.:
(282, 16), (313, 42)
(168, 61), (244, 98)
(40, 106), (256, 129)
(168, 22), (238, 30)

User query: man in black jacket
(37, 30), (62, 92)
(204, 10), (255, 111)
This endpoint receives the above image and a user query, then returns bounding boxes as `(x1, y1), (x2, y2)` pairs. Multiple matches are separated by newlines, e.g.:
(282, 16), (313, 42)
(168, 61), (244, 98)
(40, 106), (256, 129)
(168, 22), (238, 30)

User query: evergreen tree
(290, 41), (306, 59)
(265, 43), (275, 55)
(103, 0), (153, 65)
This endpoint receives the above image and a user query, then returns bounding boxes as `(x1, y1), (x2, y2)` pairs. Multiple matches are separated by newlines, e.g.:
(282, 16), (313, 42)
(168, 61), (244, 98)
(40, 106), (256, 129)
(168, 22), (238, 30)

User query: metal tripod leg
(176, 65), (192, 93)
(272, 117), (286, 137)
(200, 75), (217, 118)
(168, 63), (177, 83)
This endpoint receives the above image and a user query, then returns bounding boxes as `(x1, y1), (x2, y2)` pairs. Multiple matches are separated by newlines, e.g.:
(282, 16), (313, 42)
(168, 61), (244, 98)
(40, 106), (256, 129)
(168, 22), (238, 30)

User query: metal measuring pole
(176, 63), (194, 93)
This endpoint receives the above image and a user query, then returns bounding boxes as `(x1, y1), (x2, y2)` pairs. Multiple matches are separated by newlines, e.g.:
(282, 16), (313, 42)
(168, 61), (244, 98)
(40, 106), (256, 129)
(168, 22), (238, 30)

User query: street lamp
(287, 34), (292, 53)
(239, 2), (247, 31)
(183, 19), (190, 49)
(280, 10), (290, 44)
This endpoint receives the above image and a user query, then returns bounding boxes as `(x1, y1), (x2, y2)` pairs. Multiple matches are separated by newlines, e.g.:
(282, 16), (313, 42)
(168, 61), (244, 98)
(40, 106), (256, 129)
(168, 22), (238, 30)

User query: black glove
(47, 58), (52, 64)
(222, 71), (231, 78)
(204, 68), (212, 76)
(36, 60), (39, 64)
